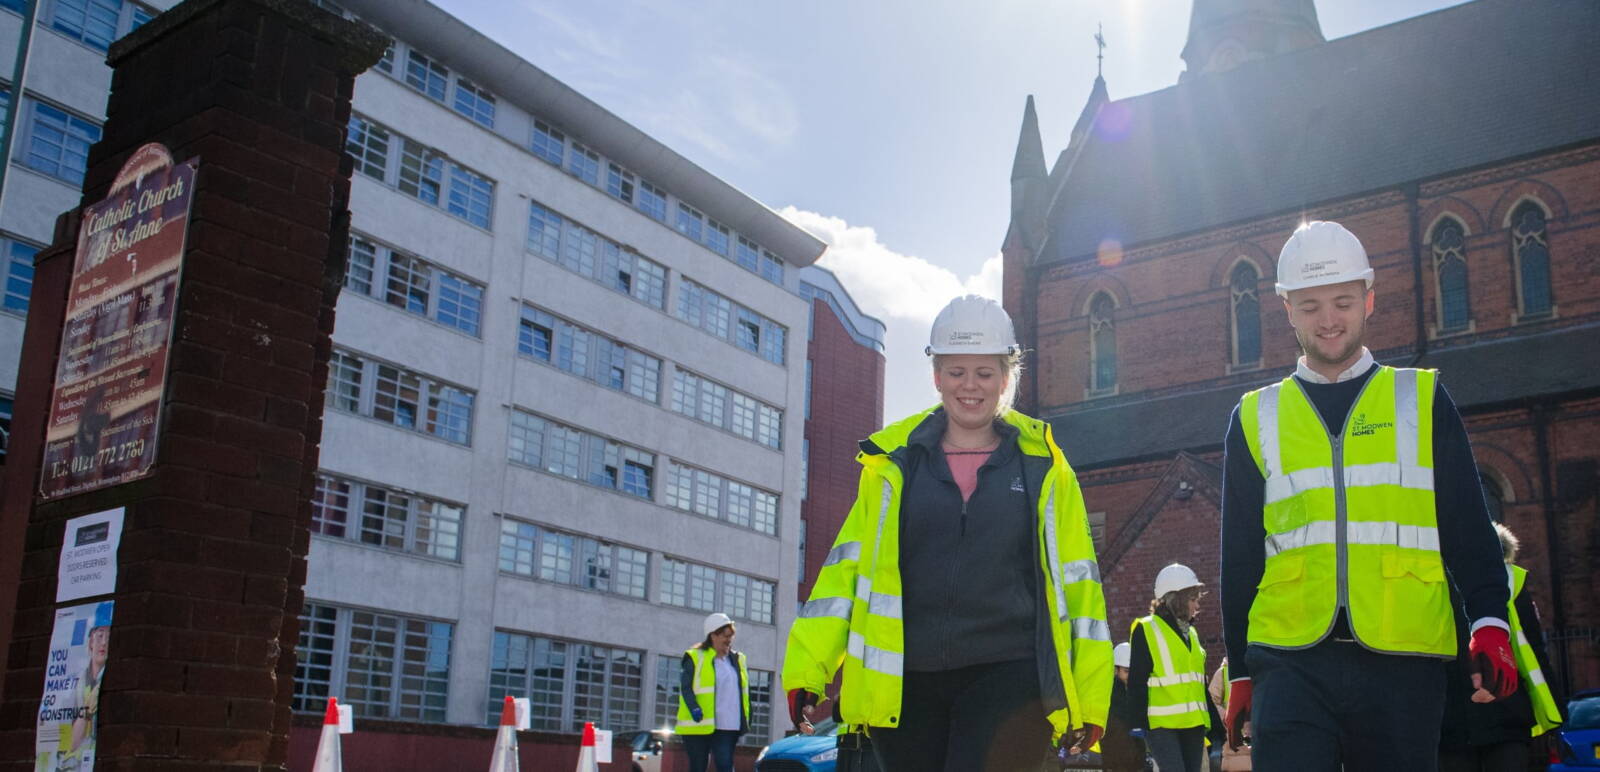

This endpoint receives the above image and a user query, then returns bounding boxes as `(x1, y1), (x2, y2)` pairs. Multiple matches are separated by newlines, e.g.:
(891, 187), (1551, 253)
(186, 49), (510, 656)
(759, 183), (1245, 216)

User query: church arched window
(1479, 469), (1505, 523)
(1089, 293), (1117, 393)
(1431, 218), (1471, 333)
(1510, 201), (1552, 318)
(1230, 262), (1261, 367)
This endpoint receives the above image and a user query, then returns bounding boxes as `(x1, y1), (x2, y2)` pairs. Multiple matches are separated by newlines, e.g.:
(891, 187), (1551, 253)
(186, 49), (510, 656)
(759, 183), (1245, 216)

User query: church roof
(1041, 0), (1600, 265)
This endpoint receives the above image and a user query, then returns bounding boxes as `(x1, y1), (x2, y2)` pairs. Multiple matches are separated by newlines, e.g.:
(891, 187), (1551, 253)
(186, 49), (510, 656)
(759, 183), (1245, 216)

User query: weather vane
(1095, 23), (1106, 78)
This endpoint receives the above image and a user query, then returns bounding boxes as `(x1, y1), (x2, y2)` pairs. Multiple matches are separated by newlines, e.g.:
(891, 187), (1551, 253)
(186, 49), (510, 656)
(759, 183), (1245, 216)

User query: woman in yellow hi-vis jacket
(1128, 564), (1224, 772)
(677, 613), (749, 772)
(783, 296), (1112, 772)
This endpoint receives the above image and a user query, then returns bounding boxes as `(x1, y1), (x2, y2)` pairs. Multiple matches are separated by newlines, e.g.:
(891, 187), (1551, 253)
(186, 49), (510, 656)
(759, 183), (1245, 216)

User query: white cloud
(778, 206), (1004, 421)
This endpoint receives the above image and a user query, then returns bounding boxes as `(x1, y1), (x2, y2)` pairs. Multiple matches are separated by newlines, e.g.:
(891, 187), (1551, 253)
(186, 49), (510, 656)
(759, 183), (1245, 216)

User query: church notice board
(39, 144), (198, 500)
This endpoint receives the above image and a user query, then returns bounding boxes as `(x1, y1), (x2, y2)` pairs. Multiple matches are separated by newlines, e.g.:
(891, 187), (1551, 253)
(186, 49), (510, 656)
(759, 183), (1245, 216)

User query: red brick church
(1001, 0), (1600, 698)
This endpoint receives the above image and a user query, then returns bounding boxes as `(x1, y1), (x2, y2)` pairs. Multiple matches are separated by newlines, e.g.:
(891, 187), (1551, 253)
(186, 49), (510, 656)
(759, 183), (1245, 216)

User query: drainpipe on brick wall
(1404, 182), (1430, 366)
(1533, 404), (1572, 696)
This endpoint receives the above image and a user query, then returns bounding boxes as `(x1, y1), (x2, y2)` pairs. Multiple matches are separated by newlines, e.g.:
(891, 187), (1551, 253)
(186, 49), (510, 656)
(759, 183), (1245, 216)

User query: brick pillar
(0, 0), (384, 768)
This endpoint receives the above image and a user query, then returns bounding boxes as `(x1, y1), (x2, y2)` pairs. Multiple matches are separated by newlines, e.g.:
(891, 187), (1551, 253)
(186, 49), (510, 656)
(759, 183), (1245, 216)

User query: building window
(293, 603), (453, 722)
(526, 200), (668, 309)
(676, 278), (786, 365)
(404, 50), (449, 102)
(1510, 201), (1552, 318)
(606, 163), (635, 204)
(531, 120), (565, 166)
(311, 473), (463, 560)
(2, 237), (39, 315)
(323, 349), (475, 445)
(653, 654), (680, 729)
(51, 0), (119, 50)
(24, 100), (100, 185)
(0, 394), (12, 464)
(759, 250), (784, 285)
(670, 369), (782, 448)
(374, 42), (395, 74)
(498, 518), (649, 600)
(567, 142), (600, 185)
(487, 632), (643, 732)
(1087, 511), (1106, 551)
(344, 113), (496, 229)
(663, 462), (778, 536)
(1230, 262), (1261, 367)
(452, 78), (496, 127)
(344, 234), (484, 336)
(1431, 218), (1471, 333)
(1088, 293), (1116, 393)
(518, 305), (661, 401)
(703, 219), (730, 257)
(1, 0), (29, 15)
(743, 670), (774, 746)
(658, 557), (775, 624)
(1479, 471), (1505, 523)
(676, 203), (703, 241)
(507, 410), (656, 500)
(636, 180), (667, 222)
(735, 237), (760, 273)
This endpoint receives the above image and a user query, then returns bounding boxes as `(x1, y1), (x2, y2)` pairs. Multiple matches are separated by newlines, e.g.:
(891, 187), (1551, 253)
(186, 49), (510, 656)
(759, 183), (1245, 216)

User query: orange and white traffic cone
(488, 695), (519, 771)
(573, 721), (599, 772)
(311, 697), (342, 772)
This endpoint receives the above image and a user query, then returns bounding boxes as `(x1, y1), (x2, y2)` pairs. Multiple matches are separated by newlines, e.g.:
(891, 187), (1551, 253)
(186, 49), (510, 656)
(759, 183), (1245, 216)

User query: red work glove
(1468, 626), (1519, 700)
(1225, 678), (1252, 751)
(1065, 723), (1104, 754)
(787, 689), (819, 732)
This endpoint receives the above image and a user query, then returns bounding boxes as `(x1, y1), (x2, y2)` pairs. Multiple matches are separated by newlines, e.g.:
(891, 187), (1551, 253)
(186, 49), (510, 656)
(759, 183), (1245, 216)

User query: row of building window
(346, 113), (494, 229)
(677, 277), (787, 365)
(670, 369), (783, 449)
(663, 461), (779, 536)
(518, 305), (662, 402)
(347, 233), (484, 336)
(526, 201), (669, 309)
(354, 27), (787, 289)
(293, 608), (776, 743)
(0, 0), (156, 53)
(325, 350), (476, 445)
(497, 518), (777, 624)
(311, 474), (463, 561)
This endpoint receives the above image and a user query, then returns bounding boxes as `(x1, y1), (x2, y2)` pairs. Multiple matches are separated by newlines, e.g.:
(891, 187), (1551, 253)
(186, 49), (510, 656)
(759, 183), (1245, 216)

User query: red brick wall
(799, 298), (886, 604)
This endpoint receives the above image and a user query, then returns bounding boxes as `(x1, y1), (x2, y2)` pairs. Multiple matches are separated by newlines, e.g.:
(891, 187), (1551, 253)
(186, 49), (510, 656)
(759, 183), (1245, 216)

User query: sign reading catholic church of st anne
(39, 144), (198, 501)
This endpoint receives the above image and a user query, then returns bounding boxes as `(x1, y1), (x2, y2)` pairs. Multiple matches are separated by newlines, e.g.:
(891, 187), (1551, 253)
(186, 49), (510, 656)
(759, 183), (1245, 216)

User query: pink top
(943, 444), (997, 502)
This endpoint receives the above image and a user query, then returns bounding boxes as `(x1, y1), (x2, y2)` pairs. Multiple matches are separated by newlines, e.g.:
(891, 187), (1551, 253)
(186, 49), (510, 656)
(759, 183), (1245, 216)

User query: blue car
(1550, 688), (1600, 770)
(756, 718), (842, 772)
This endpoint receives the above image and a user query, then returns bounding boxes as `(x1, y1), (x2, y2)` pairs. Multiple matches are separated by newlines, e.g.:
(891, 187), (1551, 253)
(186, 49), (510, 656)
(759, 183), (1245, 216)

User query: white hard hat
(1113, 642), (1132, 669)
(702, 612), (734, 638)
(1153, 563), (1203, 598)
(926, 295), (1019, 356)
(1274, 221), (1374, 297)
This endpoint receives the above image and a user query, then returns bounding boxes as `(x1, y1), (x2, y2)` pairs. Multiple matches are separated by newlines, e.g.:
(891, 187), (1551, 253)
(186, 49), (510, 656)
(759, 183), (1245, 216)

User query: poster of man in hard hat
(34, 601), (113, 772)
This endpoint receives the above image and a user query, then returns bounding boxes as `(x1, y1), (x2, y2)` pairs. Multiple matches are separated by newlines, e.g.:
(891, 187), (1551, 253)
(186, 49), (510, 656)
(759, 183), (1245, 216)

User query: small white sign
(337, 704), (353, 734)
(593, 729), (612, 764)
(56, 508), (125, 602)
(513, 698), (530, 731)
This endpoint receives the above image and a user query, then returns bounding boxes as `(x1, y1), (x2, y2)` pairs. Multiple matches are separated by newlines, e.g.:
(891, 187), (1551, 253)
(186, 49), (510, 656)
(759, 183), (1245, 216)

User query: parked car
(620, 728), (672, 772)
(756, 718), (842, 772)
(1550, 688), (1600, 771)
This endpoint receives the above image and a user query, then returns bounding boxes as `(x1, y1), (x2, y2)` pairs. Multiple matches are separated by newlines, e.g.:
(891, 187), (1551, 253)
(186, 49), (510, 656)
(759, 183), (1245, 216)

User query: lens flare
(1097, 238), (1124, 267)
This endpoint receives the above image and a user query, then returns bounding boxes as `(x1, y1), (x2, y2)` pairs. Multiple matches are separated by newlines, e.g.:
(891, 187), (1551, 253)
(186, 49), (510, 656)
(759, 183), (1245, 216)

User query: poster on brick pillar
(38, 143), (198, 500)
(35, 601), (114, 772)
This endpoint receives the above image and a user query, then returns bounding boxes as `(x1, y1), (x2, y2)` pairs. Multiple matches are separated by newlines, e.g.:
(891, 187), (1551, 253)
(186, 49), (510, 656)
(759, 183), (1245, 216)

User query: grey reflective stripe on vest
(1149, 671), (1205, 687)
(1043, 486), (1069, 621)
(1072, 616), (1112, 642)
(823, 541), (861, 568)
(848, 631), (904, 678)
(1507, 567), (1550, 688)
(856, 575), (903, 619)
(799, 596), (852, 621)
(1150, 618), (1178, 675)
(1062, 558), (1101, 584)
(1148, 700), (1210, 717)
(1257, 383), (1283, 479)
(1265, 519), (1440, 558)
(1265, 463), (1435, 504)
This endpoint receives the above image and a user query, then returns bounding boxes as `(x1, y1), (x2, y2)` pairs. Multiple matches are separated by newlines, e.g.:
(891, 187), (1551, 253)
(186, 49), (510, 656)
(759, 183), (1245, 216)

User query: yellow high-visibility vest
(1240, 366), (1454, 656)
(1507, 565), (1562, 736)
(1136, 615), (1211, 730)
(781, 408), (1113, 741)
(675, 648), (749, 736)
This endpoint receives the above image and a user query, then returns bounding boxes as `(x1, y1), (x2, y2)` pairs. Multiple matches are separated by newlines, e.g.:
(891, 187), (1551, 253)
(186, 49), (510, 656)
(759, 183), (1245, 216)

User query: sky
(433, 0), (1470, 421)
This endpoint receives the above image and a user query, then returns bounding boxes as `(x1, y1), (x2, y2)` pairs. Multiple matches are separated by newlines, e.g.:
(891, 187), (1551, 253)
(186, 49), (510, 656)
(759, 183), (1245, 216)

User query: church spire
(1009, 95), (1049, 250)
(1010, 95), (1046, 185)
(1181, 0), (1324, 81)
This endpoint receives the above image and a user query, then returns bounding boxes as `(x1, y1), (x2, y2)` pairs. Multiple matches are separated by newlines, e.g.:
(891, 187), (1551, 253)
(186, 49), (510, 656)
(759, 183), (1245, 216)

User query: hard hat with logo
(1275, 220), (1374, 297)
(1113, 642), (1132, 669)
(926, 295), (1019, 356)
(703, 612), (734, 638)
(1153, 563), (1204, 598)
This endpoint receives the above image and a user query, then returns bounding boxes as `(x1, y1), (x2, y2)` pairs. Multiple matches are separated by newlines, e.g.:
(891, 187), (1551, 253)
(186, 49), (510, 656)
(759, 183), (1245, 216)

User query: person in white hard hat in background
(1126, 564), (1223, 772)
(677, 613), (749, 772)
(1100, 641), (1147, 772)
(783, 295), (1112, 771)
(1219, 221), (1515, 771)
(1207, 656), (1250, 771)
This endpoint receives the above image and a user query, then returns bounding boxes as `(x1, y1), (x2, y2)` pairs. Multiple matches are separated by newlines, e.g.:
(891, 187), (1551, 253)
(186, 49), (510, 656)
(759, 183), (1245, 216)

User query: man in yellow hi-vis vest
(1219, 221), (1516, 772)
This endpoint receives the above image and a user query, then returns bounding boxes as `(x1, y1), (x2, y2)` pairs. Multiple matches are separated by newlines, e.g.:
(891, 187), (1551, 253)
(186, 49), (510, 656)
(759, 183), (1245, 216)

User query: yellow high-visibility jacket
(782, 408), (1112, 739)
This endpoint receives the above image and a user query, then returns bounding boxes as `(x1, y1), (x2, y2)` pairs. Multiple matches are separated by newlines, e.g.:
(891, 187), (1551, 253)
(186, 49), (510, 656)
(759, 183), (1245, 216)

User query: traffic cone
(488, 695), (519, 771)
(573, 721), (598, 772)
(311, 697), (342, 772)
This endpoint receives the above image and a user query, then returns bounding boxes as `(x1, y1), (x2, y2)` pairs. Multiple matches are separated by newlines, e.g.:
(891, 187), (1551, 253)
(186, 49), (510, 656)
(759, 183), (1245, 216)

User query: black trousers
(870, 659), (1053, 772)
(1248, 641), (1446, 772)
(681, 729), (739, 772)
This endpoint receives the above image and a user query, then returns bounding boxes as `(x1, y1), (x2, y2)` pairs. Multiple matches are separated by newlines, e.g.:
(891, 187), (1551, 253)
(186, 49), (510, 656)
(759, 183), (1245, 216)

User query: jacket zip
(1294, 372), (1377, 641)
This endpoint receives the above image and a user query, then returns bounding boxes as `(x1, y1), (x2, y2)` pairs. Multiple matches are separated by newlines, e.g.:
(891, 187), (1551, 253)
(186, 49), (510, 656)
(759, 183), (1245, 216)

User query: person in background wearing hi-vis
(677, 613), (749, 772)
(1219, 221), (1516, 772)
(1438, 522), (1564, 772)
(1127, 564), (1224, 772)
(782, 295), (1113, 771)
